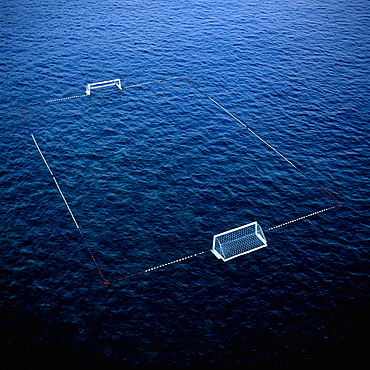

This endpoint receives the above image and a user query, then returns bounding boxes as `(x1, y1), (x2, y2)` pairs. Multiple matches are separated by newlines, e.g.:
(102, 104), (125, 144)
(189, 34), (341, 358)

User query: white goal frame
(86, 79), (122, 95)
(212, 221), (267, 262)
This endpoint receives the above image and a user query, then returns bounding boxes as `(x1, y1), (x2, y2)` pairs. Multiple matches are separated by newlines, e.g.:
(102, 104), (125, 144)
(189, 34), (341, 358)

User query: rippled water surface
(1, 0), (369, 367)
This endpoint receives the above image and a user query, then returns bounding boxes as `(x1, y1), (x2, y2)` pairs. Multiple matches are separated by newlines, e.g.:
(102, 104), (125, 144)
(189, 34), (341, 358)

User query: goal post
(212, 221), (267, 262)
(86, 79), (122, 95)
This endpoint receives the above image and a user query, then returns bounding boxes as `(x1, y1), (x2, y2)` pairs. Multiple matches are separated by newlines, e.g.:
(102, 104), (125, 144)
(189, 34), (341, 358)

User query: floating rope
(31, 134), (80, 230)
(181, 77), (342, 207)
(122, 76), (180, 90)
(103, 251), (207, 285)
(30, 134), (106, 281)
(19, 94), (88, 110)
(44, 94), (88, 104)
(266, 206), (335, 232)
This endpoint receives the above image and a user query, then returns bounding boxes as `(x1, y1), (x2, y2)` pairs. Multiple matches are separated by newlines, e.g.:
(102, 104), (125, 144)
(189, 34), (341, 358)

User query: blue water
(1, 0), (369, 366)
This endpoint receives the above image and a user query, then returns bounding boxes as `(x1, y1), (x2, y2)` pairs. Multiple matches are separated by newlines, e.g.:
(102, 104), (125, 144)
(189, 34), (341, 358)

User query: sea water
(1, 0), (369, 366)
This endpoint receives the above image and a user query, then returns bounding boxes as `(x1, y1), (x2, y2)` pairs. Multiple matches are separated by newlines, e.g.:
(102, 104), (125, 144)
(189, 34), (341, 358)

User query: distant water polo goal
(85, 79), (122, 95)
(212, 221), (268, 262)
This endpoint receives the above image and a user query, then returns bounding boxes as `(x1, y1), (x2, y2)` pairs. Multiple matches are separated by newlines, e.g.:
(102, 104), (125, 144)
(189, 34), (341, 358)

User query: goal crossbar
(86, 79), (122, 95)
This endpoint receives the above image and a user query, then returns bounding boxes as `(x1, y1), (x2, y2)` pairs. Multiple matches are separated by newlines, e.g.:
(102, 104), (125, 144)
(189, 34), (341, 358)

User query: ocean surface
(1, 0), (369, 367)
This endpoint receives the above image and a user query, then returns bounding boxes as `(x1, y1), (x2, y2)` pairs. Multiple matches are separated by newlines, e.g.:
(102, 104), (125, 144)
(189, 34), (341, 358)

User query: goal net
(86, 79), (122, 95)
(212, 221), (267, 262)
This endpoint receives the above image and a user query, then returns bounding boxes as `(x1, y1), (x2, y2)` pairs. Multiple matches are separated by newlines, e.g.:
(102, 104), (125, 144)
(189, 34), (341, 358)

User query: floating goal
(85, 79), (122, 95)
(212, 221), (267, 262)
